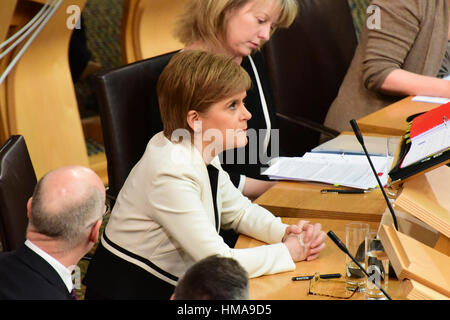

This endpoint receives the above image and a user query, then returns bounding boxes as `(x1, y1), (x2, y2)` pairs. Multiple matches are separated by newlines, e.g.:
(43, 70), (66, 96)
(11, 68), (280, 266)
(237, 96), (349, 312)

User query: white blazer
(102, 132), (295, 285)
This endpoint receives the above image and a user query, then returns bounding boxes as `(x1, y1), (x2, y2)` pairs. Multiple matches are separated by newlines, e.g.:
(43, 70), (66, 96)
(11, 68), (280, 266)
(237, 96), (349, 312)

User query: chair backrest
(94, 51), (175, 199)
(263, 0), (358, 155)
(0, 135), (37, 251)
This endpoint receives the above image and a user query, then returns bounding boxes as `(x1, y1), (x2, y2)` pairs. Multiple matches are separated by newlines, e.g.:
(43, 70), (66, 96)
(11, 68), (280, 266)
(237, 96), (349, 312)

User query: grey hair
(29, 180), (103, 248)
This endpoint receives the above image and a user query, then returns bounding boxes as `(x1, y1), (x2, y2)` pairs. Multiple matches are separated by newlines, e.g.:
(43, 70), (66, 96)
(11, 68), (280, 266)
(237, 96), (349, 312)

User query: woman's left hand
(283, 221), (326, 261)
(282, 220), (310, 242)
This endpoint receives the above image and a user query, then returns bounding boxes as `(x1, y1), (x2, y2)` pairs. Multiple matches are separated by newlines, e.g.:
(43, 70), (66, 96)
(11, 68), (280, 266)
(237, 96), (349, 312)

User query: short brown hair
(174, 0), (299, 48)
(157, 50), (251, 138)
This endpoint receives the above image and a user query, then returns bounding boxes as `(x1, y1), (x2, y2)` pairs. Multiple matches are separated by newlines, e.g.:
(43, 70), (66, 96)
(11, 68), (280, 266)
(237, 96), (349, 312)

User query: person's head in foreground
(27, 165), (106, 258)
(172, 255), (249, 300)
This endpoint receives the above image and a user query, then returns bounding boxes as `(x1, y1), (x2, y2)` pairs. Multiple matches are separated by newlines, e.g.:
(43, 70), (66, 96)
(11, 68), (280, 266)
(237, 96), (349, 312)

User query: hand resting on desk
(282, 220), (326, 262)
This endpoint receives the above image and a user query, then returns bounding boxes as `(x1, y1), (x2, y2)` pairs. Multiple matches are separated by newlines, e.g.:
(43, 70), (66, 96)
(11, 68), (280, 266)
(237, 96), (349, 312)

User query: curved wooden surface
(0, 0), (18, 142)
(5, 0), (89, 178)
(122, 0), (185, 63)
(0, 1), (17, 44)
(357, 97), (437, 136)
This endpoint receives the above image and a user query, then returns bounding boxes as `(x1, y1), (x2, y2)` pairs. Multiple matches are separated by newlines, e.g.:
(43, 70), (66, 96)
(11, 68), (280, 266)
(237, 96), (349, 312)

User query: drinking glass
(365, 231), (389, 300)
(345, 222), (370, 292)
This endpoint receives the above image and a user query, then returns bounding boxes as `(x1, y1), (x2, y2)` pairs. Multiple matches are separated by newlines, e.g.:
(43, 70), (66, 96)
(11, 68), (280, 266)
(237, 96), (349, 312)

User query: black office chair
(0, 135), (37, 252)
(262, 0), (358, 155)
(94, 51), (176, 202)
(0, 135), (94, 261)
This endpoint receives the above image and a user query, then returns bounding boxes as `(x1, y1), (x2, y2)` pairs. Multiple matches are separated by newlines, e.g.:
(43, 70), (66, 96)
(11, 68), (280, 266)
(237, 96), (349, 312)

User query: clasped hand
(282, 220), (326, 262)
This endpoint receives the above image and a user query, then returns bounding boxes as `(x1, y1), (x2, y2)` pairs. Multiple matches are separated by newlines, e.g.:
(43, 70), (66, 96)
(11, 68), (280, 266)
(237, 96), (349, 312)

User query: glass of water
(365, 231), (389, 300)
(345, 223), (370, 292)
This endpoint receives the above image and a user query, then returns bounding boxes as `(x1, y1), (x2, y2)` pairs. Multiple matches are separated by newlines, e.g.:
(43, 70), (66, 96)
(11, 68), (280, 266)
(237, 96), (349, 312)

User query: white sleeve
(218, 167), (288, 244)
(149, 171), (294, 278)
(237, 174), (246, 192)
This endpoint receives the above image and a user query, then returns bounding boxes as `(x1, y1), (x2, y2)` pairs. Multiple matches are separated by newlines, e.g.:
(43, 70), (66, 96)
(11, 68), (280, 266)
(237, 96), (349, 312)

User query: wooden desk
(254, 181), (387, 222)
(357, 97), (437, 135)
(235, 218), (406, 300)
(256, 131), (401, 222)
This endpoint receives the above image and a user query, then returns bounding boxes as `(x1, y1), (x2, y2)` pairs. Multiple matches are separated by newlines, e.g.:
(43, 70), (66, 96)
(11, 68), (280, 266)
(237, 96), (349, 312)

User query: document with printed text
(263, 153), (394, 190)
(401, 122), (450, 168)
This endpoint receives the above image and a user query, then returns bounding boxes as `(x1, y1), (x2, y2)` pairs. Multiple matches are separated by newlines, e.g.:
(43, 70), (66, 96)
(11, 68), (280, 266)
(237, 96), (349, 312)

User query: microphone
(327, 231), (392, 300)
(349, 119), (399, 231)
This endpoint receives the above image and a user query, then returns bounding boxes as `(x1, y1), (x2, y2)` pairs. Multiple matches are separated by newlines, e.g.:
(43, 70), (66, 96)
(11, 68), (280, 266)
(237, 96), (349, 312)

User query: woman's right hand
(283, 233), (310, 262)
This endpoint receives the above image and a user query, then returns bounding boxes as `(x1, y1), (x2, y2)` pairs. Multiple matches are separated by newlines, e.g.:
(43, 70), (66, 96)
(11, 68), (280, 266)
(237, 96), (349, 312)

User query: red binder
(409, 102), (450, 139)
(389, 102), (450, 183)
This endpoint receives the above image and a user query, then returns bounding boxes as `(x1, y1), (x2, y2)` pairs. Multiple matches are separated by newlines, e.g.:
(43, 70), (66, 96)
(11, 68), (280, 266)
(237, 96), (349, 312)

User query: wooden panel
(357, 97), (437, 136)
(121, 0), (138, 63)
(9, 0), (41, 27)
(236, 218), (406, 300)
(0, 0), (17, 43)
(28, 0), (48, 4)
(379, 225), (450, 297)
(401, 279), (449, 300)
(88, 152), (108, 186)
(377, 209), (441, 249)
(136, 0), (185, 59)
(6, 0), (89, 179)
(395, 166), (450, 239)
(122, 0), (185, 63)
(434, 234), (450, 256)
(254, 181), (386, 222)
(0, 0), (18, 142)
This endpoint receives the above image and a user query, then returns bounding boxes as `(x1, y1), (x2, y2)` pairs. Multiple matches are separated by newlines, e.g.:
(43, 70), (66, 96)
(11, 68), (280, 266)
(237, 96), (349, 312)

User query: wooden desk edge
(256, 204), (383, 223)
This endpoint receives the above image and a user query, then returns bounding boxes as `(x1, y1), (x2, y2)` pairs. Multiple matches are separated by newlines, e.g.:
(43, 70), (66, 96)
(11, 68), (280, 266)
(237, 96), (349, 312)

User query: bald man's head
(28, 166), (105, 248)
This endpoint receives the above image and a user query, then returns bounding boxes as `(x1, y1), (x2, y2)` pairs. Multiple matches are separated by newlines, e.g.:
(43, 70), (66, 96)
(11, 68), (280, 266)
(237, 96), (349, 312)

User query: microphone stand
(349, 119), (399, 231)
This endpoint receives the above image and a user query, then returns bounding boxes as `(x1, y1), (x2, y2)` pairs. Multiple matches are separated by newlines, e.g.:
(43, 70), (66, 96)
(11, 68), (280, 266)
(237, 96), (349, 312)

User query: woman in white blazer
(84, 51), (326, 300)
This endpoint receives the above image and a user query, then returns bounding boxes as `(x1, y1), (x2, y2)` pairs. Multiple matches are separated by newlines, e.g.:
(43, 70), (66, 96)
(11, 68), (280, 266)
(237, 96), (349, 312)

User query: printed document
(263, 153), (394, 190)
(401, 122), (450, 168)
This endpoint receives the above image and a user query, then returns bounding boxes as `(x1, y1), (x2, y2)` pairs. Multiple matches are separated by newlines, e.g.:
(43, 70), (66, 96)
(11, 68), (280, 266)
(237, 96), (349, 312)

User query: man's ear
(186, 110), (201, 132)
(26, 197), (32, 219)
(89, 220), (102, 244)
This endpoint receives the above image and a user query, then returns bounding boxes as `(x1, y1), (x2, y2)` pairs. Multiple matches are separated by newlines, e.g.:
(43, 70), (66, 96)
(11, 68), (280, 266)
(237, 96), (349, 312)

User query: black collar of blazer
(16, 244), (72, 299)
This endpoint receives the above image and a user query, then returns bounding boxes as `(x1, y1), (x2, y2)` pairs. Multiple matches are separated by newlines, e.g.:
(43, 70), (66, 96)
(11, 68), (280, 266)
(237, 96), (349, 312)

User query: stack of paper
(311, 135), (400, 157)
(263, 153), (394, 190)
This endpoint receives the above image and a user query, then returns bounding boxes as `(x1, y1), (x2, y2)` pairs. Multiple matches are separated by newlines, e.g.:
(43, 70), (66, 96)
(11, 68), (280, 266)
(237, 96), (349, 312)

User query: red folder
(409, 102), (450, 139)
(389, 102), (450, 183)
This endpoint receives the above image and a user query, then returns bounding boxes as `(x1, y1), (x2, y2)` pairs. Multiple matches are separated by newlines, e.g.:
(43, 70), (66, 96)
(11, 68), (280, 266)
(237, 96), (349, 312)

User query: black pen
(291, 273), (342, 281)
(320, 189), (369, 194)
